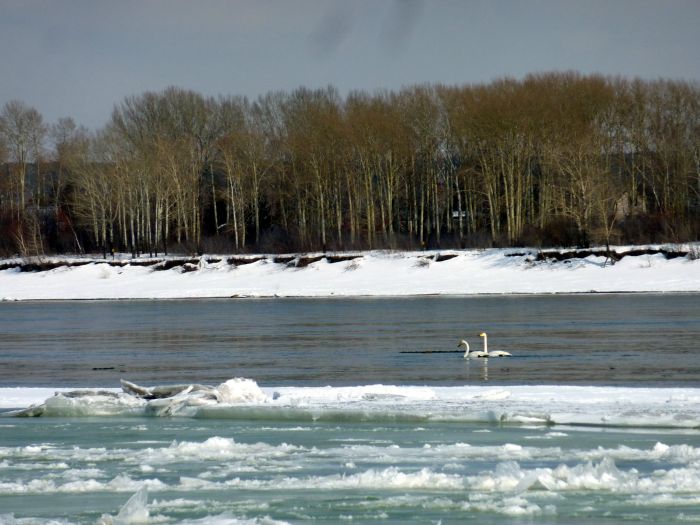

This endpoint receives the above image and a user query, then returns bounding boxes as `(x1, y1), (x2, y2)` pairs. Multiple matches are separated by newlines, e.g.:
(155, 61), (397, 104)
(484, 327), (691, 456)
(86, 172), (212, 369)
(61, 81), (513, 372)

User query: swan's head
(457, 340), (470, 349)
(479, 332), (487, 338)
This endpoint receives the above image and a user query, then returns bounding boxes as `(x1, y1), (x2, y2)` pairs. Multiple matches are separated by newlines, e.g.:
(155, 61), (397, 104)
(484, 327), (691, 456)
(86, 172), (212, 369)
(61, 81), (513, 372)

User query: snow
(1, 246), (699, 300)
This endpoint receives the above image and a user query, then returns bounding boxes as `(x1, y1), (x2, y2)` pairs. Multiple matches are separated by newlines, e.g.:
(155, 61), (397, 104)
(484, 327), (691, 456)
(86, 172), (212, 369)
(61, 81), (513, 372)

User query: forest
(0, 71), (698, 257)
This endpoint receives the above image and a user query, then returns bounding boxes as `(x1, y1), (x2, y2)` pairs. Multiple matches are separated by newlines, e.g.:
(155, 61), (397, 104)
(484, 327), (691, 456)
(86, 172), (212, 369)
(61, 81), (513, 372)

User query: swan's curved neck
(463, 341), (470, 357)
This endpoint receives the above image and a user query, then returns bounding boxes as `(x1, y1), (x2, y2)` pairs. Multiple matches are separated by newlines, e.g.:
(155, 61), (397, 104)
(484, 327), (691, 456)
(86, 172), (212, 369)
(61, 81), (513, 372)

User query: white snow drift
(1, 246), (699, 300)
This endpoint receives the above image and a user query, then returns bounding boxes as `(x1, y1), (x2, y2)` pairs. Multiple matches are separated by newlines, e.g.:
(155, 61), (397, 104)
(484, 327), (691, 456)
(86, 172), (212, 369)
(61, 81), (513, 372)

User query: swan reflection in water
(462, 353), (488, 381)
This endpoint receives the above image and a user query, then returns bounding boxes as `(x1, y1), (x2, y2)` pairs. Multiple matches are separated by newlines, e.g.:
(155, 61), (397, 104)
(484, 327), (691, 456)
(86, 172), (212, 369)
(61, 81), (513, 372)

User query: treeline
(0, 72), (698, 257)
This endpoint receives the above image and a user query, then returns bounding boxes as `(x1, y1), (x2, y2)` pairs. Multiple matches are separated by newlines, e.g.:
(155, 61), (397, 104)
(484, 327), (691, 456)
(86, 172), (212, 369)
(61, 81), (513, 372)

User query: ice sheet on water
(98, 486), (149, 525)
(470, 456), (700, 495)
(0, 515), (75, 525)
(154, 436), (300, 463)
(2, 451), (700, 501)
(5, 378), (270, 418)
(97, 487), (289, 525)
(216, 379), (268, 404)
(4, 380), (700, 430)
(0, 475), (166, 495)
(165, 516), (290, 525)
(461, 495), (557, 517)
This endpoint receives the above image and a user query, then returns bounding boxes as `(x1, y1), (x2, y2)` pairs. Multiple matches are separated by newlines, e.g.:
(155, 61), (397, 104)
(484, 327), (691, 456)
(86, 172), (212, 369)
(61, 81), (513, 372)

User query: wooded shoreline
(1, 72), (699, 258)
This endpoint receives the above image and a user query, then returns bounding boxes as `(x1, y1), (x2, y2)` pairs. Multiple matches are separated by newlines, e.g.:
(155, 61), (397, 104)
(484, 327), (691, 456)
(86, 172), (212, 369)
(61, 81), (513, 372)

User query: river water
(1, 294), (699, 387)
(1, 295), (699, 524)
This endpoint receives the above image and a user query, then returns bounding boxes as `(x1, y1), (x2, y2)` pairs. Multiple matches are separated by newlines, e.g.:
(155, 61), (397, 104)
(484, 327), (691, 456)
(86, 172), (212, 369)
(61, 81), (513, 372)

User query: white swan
(479, 332), (512, 357)
(458, 340), (489, 358)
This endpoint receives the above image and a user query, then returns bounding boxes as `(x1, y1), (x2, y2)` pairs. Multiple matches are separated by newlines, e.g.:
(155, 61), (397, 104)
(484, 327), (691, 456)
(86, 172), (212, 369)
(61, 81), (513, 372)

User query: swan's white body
(458, 340), (489, 358)
(479, 332), (512, 357)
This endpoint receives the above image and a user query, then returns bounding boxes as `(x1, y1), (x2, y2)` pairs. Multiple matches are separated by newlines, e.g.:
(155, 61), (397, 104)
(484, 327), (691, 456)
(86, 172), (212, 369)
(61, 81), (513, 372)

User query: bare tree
(0, 101), (46, 213)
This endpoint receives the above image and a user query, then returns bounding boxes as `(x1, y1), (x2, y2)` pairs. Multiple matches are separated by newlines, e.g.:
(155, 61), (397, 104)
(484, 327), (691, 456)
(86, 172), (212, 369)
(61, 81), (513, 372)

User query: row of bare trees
(1, 72), (699, 256)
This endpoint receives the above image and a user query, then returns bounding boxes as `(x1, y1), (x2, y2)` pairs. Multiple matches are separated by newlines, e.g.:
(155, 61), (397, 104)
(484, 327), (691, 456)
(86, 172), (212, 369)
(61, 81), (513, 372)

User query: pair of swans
(458, 332), (512, 358)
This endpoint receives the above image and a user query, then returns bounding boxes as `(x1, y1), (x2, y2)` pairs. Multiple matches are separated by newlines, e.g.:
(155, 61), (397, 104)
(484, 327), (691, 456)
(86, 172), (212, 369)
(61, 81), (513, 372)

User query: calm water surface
(1, 294), (698, 387)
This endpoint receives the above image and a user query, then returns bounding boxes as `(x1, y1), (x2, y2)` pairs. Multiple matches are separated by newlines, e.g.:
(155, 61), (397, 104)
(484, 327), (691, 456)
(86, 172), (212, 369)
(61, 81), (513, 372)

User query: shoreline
(1, 246), (699, 301)
(2, 289), (700, 303)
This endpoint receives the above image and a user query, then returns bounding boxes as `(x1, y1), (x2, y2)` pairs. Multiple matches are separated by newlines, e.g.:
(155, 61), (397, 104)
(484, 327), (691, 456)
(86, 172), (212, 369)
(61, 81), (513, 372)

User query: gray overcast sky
(1, 0), (699, 129)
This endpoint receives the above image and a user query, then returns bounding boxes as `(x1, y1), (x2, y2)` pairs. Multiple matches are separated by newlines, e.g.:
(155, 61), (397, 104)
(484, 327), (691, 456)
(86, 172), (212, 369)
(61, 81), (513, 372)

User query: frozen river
(1, 294), (699, 524)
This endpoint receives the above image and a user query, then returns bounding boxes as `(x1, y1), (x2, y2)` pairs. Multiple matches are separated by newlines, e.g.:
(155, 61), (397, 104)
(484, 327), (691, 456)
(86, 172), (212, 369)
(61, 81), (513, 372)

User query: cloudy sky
(1, 0), (699, 129)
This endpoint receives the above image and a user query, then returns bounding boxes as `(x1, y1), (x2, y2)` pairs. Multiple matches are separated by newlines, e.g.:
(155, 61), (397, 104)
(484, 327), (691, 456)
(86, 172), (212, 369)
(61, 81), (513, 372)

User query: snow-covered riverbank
(1, 246), (699, 300)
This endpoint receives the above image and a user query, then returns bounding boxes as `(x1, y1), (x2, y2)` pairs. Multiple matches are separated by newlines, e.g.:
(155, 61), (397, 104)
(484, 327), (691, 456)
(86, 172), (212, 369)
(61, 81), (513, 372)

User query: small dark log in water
(399, 350), (464, 354)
